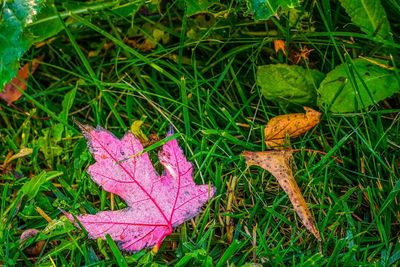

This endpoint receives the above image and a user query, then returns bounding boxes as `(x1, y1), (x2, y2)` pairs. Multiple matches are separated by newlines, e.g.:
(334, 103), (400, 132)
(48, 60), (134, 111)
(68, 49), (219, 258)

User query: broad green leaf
(1, 0), (144, 91)
(257, 64), (325, 105)
(0, 0), (63, 89)
(338, 0), (392, 41)
(0, 0), (40, 89)
(246, 0), (300, 20)
(317, 59), (400, 113)
(27, 1), (63, 43)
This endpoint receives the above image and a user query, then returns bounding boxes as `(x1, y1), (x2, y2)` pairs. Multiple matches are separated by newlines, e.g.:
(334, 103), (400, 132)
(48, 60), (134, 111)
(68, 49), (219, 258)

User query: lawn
(0, 0), (399, 266)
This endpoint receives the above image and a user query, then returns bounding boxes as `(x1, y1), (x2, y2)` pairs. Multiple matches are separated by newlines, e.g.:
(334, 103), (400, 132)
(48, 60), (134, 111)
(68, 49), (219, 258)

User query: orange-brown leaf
(264, 107), (321, 148)
(274, 39), (287, 57)
(0, 59), (40, 105)
(242, 150), (321, 240)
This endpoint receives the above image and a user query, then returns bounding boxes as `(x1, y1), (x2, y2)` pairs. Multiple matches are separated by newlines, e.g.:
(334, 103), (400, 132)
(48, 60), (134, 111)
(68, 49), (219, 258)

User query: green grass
(1, 0), (400, 266)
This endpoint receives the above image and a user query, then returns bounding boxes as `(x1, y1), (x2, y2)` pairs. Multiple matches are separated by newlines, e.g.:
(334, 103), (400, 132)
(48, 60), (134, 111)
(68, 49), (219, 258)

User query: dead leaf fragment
(7, 148), (33, 163)
(274, 40), (287, 57)
(20, 229), (46, 256)
(131, 120), (148, 143)
(265, 107), (321, 148)
(242, 150), (321, 240)
(0, 59), (40, 105)
(289, 45), (314, 65)
(2, 148), (33, 170)
(130, 120), (159, 147)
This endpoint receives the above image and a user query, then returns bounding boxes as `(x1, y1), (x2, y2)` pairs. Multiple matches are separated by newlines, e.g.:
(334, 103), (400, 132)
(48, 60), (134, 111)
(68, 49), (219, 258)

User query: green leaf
(338, 0), (392, 41)
(0, 0), (41, 89)
(1, 0), (144, 90)
(257, 64), (325, 105)
(317, 59), (400, 113)
(246, 0), (300, 20)
(0, 0), (64, 89)
(27, 1), (63, 43)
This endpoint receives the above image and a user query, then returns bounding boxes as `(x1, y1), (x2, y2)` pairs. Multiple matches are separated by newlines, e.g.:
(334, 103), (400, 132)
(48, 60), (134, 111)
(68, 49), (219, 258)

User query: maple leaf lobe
(68, 125), (215, 252)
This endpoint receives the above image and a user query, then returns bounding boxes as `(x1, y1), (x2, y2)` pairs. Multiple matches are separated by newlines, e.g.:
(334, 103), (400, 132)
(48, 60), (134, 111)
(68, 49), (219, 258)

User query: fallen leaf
(67, 124), (215, 252)
(274, 40), (287, 56)
(4, 148), (33, 165)
(0, 59), (40, 105)
(242, 150), (321, 240)
(317, 58), (399, 112)
(264, 107), (321, 148)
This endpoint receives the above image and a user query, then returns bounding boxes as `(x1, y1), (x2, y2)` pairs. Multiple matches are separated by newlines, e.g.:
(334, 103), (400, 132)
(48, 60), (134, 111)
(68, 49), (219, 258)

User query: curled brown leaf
(242, 150), (321, 240)
(264, 107), (321, 148)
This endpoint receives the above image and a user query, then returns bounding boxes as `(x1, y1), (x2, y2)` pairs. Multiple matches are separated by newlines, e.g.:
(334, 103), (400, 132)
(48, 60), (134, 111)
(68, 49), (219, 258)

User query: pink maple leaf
(67, 124), (215, 252)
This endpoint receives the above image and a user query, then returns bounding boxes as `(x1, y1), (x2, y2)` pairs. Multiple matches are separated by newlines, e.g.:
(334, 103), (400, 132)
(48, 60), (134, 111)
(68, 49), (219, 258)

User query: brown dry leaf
(265, 107), (321, 148)
(242, 150), (321, 240)
(274, 39), (287, 57)
(0, 59), (40, 105)
(2, 148), (33, 170)
(8, 147), (33, 162)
